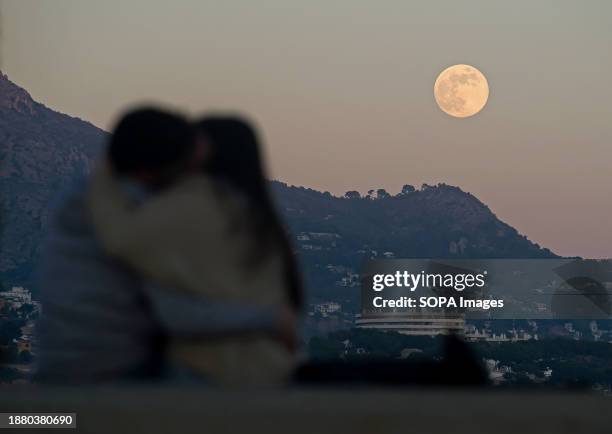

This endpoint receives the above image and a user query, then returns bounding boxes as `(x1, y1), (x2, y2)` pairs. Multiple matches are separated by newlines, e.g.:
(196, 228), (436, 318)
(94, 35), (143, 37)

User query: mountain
(272, 182), (556, 306)
(274, 182), (554, 260)
(0, 72), (106, 287)
(0, 72), (556, 297)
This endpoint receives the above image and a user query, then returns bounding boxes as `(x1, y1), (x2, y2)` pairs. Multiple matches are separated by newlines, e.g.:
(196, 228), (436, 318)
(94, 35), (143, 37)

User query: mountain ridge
(0, 72), (106, 285)
(0, 72), (556, 293)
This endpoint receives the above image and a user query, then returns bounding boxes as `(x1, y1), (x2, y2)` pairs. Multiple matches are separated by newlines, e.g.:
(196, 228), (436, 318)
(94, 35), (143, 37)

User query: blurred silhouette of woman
(197, 116), (303, 312)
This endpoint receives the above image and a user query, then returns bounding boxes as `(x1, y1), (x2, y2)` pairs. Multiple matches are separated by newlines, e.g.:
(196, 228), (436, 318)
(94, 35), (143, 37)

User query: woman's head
(195, 115), (303, 310)
(196, 116), (268, 200)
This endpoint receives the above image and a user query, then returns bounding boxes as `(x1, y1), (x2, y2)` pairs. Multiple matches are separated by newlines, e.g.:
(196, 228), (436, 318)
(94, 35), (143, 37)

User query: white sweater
(87, 162), (294, 385)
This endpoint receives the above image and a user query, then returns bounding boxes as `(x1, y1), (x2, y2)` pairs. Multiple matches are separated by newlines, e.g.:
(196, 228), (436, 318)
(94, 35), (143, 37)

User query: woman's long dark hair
(196, 116), (303, 310)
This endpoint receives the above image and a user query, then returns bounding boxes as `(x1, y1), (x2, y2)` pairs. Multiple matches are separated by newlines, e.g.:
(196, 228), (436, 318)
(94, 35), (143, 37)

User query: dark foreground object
(295, 335), (489, 386)
(0, 386), (607, 434)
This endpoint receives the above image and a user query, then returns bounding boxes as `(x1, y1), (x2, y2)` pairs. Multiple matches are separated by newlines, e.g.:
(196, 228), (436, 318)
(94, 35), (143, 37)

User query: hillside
(0, 72), (106, 287)
(274, 182), (554, 259)
(272, 182), (556, 306)
(0, 72), (555, 297)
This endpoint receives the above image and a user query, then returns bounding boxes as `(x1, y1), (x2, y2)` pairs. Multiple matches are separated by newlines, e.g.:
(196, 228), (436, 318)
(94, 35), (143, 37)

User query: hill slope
(272, 182), (556, 306)
(0, 72), (106, 286)
(274, 182), (554, 260)
(0, 72), (555, 296)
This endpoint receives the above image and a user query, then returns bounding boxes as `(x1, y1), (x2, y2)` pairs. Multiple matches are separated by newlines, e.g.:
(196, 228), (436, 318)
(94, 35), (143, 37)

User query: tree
(18, 350), (32, 364)
(400, 184), (416, 195)
(344, 191), (361, 199)
(17, 304), (34, 318)
(376, 189), (390, 199)
(0, 367), (23, 383)
(0, 321), (21, 346)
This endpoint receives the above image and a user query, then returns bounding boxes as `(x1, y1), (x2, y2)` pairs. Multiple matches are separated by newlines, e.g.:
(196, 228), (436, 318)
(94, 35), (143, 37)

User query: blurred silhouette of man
(36, 108), (294, 383)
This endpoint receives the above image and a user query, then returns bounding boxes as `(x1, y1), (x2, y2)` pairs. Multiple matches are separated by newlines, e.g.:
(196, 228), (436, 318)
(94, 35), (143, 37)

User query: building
(296, 233), (310, 241)
(465, 325), (536, 342)
(355, 311), (465, 336)
(0, 287), (32, 309)
(314, 302), (342, 315)
(465, 327), (491, 341)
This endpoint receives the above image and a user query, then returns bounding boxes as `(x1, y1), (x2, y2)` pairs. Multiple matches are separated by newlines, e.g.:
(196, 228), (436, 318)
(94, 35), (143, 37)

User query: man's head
(108, 107), (197, 186)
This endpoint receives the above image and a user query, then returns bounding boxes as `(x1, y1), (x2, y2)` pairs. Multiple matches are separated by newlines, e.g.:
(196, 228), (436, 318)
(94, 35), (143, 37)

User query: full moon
(434, 64), (489, 118)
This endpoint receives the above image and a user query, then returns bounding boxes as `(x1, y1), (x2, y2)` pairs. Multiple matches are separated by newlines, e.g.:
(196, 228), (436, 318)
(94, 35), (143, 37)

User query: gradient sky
(2, 0), (611, 258)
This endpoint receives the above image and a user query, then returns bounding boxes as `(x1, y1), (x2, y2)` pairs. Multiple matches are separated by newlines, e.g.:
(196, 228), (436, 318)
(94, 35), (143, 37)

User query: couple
(37, 108), (302, 385)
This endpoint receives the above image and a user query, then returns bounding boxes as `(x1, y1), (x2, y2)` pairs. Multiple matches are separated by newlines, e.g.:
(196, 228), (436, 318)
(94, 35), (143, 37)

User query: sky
(1, 0), (611, 258)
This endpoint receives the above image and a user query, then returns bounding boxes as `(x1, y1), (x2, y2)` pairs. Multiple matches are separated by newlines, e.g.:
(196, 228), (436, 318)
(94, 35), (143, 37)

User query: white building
(296, 233), (310, 241)
(0, 287), (32, 308)
(355, 312), (465, 336)
(314, 302), (342, 315)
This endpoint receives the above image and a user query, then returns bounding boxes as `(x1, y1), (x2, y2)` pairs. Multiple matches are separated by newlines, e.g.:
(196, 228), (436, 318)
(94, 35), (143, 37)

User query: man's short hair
(108, 107), (195, 174)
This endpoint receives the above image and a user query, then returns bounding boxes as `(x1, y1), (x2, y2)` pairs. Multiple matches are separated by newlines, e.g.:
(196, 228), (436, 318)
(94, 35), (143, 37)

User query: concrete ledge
(0, 386), (607, 434)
